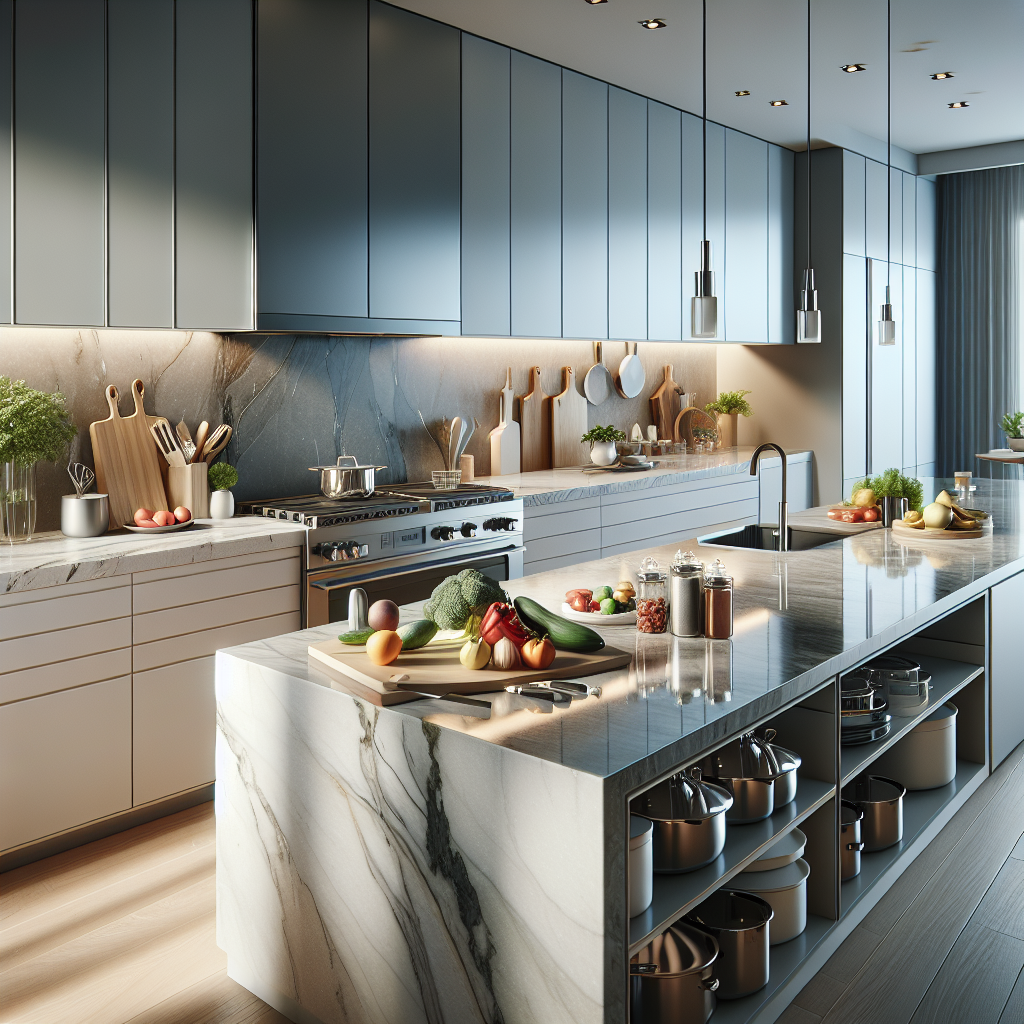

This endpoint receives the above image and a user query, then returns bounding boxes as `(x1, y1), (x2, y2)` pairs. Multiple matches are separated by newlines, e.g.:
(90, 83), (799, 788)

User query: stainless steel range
(240, 482), (524, 627)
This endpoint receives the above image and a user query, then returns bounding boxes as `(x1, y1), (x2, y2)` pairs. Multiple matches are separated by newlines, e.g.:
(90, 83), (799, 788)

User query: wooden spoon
(191, 421), (209, 464)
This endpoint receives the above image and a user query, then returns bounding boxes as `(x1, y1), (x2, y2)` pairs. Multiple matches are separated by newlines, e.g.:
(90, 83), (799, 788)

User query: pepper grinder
(703, 559), (734, 639)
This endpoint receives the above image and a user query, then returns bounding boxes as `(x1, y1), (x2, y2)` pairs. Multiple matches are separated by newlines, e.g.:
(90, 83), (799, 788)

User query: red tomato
(862, 507), (879, 522)
(521, 637), (556, 670)
(590, 600), (601, 612)
(570, 593), (591, 612)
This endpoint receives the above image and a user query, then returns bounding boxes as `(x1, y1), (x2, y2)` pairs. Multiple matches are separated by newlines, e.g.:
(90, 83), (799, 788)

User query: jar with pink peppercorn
(636, 557), (669, 633)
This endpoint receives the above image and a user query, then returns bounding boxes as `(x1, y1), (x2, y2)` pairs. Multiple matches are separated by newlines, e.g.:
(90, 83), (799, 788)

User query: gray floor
(778, 740), (1024, 1024)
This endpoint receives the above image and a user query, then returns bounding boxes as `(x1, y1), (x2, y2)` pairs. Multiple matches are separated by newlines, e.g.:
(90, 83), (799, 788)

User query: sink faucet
(749, 443), (789, 552)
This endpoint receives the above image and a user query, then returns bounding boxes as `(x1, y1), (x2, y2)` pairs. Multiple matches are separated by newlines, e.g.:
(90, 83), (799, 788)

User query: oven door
(306, 547), (523, 628)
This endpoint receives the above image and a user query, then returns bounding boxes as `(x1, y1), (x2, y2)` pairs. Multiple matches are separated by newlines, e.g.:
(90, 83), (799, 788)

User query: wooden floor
(2, 743), (1023, 1024)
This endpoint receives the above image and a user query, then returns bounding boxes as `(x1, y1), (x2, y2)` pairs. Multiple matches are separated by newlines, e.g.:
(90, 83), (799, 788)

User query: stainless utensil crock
(61, 493), (109, 537)
(308, 455), (386, 499)
(840, 800), (866, 879)
(843, 775), (905, 852)
(880, 495), (909, 527)
(685, 890), (773, 999)
(630, 922), (720, 1024)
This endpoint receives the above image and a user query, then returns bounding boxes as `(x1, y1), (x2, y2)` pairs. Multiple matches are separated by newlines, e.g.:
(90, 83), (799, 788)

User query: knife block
(167, 463), (209, 519)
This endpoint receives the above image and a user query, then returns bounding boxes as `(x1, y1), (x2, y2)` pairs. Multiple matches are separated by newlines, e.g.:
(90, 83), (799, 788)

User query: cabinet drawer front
(133, 610), (301, 673)
(525, 529), (602, 567)
(133, 552), (300, 613)
(0, 677), (132, 851)
(0, 617), (131, 675)
(523, 506), (601, 543)
(600, 498), (758, 550)
(0, 647), (132, 705)
(600, 478), (758, 526)
(524, 549), (602, 576)
(133, 657), (215, 805)
(0, 577), (130, 638)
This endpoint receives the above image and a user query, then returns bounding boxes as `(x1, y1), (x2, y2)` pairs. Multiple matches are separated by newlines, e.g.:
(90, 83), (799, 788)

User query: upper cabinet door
(724, 129), (768, 343)
(562, 70), (607, 341)
(842, 254), (868, 483)
(869, 258), (903, 474)
(888, 167), (903, 267)
(767, 144), (793, 345)
(175, 0), (253, 330)
(842, 151), (866, 257)
(916, 268), (937, 470)
(902, 172), (916, 269)
(258, 0), (368, 320)
(15, 0), (105, 327)
(647, 100), (681, 342)
(916, 178), (936, 272)
(607, 87), (647, 342)
(511, 52), (561, 339)
(107, 0), (174, 328)
(369, 2), (460, 325)
(0, 0), (10, 324)
(864, 159), (888, 262)
(680, 112), (702, 338)
(461, 35), (510, 337)
(705, 122), (726, 340)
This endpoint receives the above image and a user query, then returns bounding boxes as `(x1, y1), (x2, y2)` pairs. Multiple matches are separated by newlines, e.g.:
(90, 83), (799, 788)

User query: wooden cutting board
(517, 365), (552, 472)
(89, 381), (169, 529)
(550, 367), (589, 468)
(648, 365), (683, 441)
(489, 368), (521, 475)
(308, 637), (631, 706)
(891, 520), (988, 541)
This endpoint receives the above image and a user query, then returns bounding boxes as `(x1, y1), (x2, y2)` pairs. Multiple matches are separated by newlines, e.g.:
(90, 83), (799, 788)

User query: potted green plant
(0, 377), (76, 543)
(208, 462), (239, 519)
(851, 469), (924, 527)
(580, 425), (626, 466)
(705, 390), (753, 448)
(1000, 411), (1024, 452)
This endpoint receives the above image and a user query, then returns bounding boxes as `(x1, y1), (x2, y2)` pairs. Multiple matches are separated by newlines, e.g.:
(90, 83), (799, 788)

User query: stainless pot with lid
(840, 800), (865, 879)
(633, 767), (734, 873)
(630, 922), (720, 1024)
(308, 455), (387, 499)
(842, 775), (905, 852)
(698, 733), (785, 823)
(685, 890), (773, 999)
(754, 728), (802, 807)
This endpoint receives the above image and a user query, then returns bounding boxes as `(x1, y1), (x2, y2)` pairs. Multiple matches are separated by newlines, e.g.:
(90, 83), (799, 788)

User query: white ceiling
(390, 0), (1024, 158)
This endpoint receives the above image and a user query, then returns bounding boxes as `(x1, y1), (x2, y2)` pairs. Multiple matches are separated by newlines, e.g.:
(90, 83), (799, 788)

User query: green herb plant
(208, 462), (239, 491)
(705, 390), (753, 417)
(580, 425), (627, 446)
(0, 377), (77, 466)
(1000, 411), (1023, 439)
(851, 469), (924, 512)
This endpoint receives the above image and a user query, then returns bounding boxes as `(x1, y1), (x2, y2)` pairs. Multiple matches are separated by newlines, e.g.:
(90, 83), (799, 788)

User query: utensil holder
(880, 496), (908, 527)
(168, 463), (209, 518)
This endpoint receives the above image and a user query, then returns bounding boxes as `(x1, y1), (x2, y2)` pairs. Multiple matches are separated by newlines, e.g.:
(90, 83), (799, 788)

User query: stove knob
(431, 526), (455, 541)
(500, 517), (519, 532)
(460, 522), (477, 538)
(323, 543), (341, 562)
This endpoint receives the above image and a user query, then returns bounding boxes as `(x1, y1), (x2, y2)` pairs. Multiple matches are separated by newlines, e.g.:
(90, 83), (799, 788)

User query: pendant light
(691, 0), (717, 339)
(878, 0), (896, 345)
(797, 0), (821, 343)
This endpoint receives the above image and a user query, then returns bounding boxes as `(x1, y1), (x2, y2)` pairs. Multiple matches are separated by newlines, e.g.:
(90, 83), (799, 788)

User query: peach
(136, 519), (158, 529)
(134, 507), (155, 526)
(153, 510), (176, 527)
(173, 506), (192, 523)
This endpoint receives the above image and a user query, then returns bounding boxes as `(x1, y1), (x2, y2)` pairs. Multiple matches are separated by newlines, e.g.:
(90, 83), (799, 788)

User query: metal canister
(703, 559), (734, 639)
(347, 588), (369, 631)
(670, 550), (704, 637)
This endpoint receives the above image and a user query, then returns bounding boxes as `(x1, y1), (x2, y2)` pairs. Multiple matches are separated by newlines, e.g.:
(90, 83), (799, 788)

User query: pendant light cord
(806, 0), (811, 272)
(886, 0), (891, 290)
(702, 0), (707, 240)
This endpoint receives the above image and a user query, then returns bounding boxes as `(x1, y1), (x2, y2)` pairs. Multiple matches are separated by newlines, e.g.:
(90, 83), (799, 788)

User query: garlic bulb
(491, 636), (522, 671)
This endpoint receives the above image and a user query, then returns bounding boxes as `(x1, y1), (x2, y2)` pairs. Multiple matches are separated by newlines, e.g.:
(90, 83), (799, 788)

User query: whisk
(68, 462), (95, 497)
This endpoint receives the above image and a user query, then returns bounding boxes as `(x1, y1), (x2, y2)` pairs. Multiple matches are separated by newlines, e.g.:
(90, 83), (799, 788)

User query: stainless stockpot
(629, 922), (720, 1024)
(843, 775), (905, 852)
(686, 890), (773, 999)
(308, 455), (386, 499)
(699, 733), (786, 823)
(840, 801), (865, 879)
(758, 728), (801, 807)
(633, 768), (734, 873)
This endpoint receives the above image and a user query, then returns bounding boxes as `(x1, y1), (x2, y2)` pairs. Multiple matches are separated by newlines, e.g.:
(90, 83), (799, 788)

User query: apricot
(173, 506), (192, 523)
(366, 630), (402, 666)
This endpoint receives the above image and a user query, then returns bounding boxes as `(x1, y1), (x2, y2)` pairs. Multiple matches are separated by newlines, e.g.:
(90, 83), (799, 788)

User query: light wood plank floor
(2, 742), (1023, 1024)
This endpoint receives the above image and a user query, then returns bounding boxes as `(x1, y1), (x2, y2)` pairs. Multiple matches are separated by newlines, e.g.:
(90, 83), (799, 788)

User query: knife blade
(504, 685), (572, 704)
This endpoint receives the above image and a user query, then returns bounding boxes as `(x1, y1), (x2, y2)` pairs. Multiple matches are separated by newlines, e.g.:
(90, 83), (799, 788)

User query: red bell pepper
(480, 602), (533, 647)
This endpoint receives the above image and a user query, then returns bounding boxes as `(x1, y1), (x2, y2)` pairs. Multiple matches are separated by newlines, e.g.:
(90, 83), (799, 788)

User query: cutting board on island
(649, 365), (683, 441)
(549, 367), (589, 468)
(89, 380), (169, 529)
(308, 637), (630, 707)
(489, 368), (521, 475)
(517, 366), (552, 472)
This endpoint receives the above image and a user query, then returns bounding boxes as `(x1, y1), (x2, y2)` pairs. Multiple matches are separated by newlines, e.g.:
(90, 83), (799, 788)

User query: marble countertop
(220, 480), (1024, 792)
(474, 447), (812, 505)
(1, 516), (307, 594)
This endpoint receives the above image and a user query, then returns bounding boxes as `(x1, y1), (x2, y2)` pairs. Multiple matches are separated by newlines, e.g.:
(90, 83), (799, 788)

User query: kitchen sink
(699, 524), (844, 553)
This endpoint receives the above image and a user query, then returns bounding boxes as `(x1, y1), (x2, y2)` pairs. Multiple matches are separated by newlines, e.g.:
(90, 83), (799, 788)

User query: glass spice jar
(636, 557), (669, 633)
(703, 558), (734, 639)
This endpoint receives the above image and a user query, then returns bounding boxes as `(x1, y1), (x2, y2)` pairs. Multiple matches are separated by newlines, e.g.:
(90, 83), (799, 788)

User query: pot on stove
(309, 456), (387, 499)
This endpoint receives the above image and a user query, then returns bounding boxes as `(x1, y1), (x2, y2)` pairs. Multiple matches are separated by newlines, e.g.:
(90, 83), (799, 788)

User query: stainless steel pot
(841, 801), (865, 879)
(308, 456), (386, 499)
(843, 775), (905, 852)
(633, 768), (734, 873)
(630, 922), (720, 1024)
(685, 890), (773, 999)
(757, 729), (801, 807)
(698, 734), (782, 823)
(880, 495), (909, 527)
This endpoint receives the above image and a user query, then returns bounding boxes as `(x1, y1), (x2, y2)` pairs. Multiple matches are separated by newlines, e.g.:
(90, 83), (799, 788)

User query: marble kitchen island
(215, 481), (1024, 1024)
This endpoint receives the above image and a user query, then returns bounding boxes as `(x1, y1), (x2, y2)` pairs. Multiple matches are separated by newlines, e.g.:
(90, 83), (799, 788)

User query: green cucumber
(513, 596), (606, 653)
(338, 628), (374, 645)
(397, 619), (439, 650)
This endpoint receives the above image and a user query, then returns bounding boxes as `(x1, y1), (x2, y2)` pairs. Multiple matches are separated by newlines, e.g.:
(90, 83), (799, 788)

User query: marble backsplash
(1, 327), (715, 531)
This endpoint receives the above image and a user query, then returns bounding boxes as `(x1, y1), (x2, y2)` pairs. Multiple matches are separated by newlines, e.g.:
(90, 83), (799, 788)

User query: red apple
(153, 510), (176, 527)
(367, 599), (400, 631)
(173, 506), (192, 523)
(134, 507), (155, 526)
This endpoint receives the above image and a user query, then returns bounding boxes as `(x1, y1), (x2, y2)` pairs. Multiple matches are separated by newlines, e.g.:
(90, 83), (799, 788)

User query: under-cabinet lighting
(735, 90), (751, 97)
(769, 99), (788, 106)
(931, 71), (954, 80)
(639, 18), (666, 29)
(948, 101), (969, 108)
(840, 64), (868, 73)
(584, 0), (608, 4)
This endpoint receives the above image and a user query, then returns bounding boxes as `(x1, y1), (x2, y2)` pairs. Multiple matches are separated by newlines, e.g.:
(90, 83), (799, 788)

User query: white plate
(124, 519), (196, 534)
(560, 602), (637, 625)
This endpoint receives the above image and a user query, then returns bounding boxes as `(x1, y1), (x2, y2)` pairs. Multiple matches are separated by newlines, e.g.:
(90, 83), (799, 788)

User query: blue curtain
(937, 164), (1023, 476)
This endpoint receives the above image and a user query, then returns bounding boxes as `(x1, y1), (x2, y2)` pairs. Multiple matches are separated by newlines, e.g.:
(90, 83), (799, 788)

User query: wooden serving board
(308, 638), (631, 707)
(517, 366), (551, 472)
(674, 406), (717, 446)
(892, 520), (987, 541)
(649, 365), (682, 441)
(489, 368), (521, 475)
(550, 367), (589, 468)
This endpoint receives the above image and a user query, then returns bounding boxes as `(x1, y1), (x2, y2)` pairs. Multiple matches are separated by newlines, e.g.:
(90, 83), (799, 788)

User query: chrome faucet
(749, 443), (789, 552)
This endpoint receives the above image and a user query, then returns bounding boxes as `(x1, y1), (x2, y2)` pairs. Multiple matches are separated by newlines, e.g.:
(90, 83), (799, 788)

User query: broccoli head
(422, 569), (507, 631)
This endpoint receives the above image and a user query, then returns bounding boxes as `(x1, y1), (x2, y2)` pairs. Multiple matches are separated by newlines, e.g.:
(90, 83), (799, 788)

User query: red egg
(153, 510), (176, 527)
(173, 506), (192, 523)
(134, 507), (155, 526)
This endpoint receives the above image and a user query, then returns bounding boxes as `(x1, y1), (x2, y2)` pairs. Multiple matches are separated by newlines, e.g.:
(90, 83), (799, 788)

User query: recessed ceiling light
(948, 101), (969, 108)
(735, 90), (751, 97)
(931, 71), (954, 80)
(769, 99), (788, 107)
(638, 18), (666, 29)
(840, 64), (868, 73)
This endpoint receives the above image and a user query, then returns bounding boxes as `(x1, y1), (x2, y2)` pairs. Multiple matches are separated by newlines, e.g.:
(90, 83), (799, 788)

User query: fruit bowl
(124, 519), (196, 534)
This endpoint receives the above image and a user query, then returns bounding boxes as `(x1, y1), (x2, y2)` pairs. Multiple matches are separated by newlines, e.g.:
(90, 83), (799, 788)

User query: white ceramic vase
(1009, 437), (1024, 452)
(210, 488), (234, 519)
(590, 440), (618, 466)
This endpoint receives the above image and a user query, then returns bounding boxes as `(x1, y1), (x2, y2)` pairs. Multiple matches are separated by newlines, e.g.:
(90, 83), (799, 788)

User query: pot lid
(734, 857), (810, 893)
(686, 889), (774, 933)
(842, 775), (906, 805)
(743, 828), (806, 872)
(704, 558), (732, 584)
(700, 733), (784, 781)
(630, 923), (719, 978)
(635, 767), (734, 822)
(629, 813), (654, 850)
(637, 556), (667, 583)
(913, 701), (957, 732)
(865, 654), (921, 678)
(671, 550), (705, 575)
(308, 463), (386, 471)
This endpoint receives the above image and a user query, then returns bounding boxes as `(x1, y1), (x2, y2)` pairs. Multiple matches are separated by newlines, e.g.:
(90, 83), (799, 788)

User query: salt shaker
(703, 559), (734, 639)
(669, 550), (705, 637)
(636, 557), (669, 633)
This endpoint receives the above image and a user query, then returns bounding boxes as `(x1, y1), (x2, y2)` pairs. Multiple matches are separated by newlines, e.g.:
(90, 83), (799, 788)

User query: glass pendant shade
(878, 284), (896, 345)
(691, 240), (718, 338)
(797, 269), (821, 343)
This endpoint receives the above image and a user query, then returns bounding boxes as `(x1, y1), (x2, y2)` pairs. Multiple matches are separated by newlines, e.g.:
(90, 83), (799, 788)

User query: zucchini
(397, 619), (439, 650)
(339, 628), (374, 645)
(513, 596), (605, 653)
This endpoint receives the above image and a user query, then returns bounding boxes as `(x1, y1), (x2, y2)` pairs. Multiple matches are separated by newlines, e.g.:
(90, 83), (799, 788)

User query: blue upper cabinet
(724, 129), (768, 342)
(510, 52), (561, 339)
(369, 2), (460, 328)
(680, 112), (703, 340)
(865, 158), (888, 262)
(461, 35), (510, 337)
(647, 101), (682, 341)
(561, 70), (608, 341)
(767, 143), (794, 345)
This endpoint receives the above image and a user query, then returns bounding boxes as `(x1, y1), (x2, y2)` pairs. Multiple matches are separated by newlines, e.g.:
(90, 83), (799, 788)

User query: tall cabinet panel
(767, 144), (793, 345)
(646, 101), (681, 341)
(916, 177), (937, 272)
(842, 151), (866, 257)
(864, 159), (888, 262)
(511, 52), (561, 338)
(887, 167), (903, 267)
(0, 0), (10, 324)
(257, 0), (368, 320)
(869, 258), (903, 474)
(461, 35), (510, 337)
(680, 112), (703, 338)
(607, 87), (647, 342)
(107, 0), (173, 328)
(175, 0), (253, 329)
(724, 129), (768, 342)
(14, 0), (105, 327)
(916, 268), (937, 472)
(369, 3), (460, 323)
(562, 71), (607, 341)
(902, 172), (916, 269)
(902, 265), (917, 472)
(842, 254), (867, 487)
